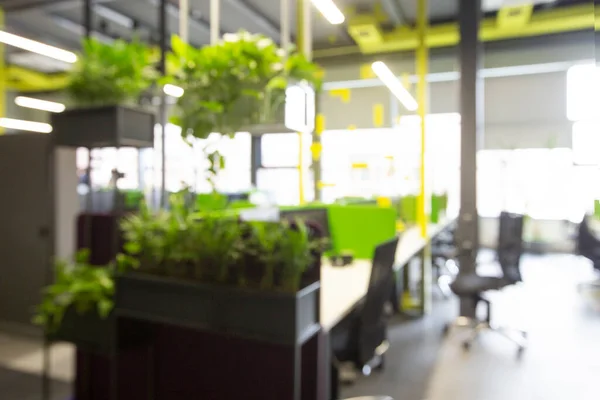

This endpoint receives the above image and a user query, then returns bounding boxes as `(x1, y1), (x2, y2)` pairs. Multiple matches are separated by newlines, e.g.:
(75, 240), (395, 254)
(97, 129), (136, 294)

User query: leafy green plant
(67, 37), (158, 107)
(119, 191), (324, 292)
(165, 30), (323, 141)
(33, 249), (116, 332)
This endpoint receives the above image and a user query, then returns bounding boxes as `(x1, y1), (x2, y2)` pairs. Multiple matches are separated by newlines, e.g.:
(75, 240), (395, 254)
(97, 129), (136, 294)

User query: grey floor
(0, 253), (598, 400)
(343, 252), (600, 400)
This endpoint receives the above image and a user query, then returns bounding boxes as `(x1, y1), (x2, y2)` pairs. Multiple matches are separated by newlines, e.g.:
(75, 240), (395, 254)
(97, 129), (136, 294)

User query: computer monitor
(280, 208), (331, 241)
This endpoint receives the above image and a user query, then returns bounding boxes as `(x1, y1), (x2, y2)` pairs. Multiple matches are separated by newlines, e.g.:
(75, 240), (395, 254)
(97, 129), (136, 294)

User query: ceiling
(0, 0), (587, 73)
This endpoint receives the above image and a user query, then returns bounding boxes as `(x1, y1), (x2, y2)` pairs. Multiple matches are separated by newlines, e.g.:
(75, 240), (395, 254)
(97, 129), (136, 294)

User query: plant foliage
(67, 37), (157, 107)
(33, 249), (117, 332)
(119, 191), (326, 292)
(165, 30), (323, 141)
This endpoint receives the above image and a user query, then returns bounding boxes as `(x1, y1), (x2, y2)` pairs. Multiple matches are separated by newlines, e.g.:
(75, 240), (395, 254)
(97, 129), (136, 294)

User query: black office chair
(432, 223), (459, 298)
(577, 215), (600, 273)
(445, 212), (527, 355)
(330, 238), (399, 384)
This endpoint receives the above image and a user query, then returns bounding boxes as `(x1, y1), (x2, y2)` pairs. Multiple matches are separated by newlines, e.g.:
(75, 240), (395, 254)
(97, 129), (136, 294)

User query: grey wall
(318, 31), (597, 150)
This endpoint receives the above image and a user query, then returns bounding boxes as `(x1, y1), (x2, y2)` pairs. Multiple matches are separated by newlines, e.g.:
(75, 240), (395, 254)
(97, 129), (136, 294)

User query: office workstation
(0, 1), (599, 400)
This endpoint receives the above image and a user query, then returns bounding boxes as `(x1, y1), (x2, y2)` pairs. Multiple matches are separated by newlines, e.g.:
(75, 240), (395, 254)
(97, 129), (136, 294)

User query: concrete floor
(0, 253), (598, 400)
(425, 253), (600, 400)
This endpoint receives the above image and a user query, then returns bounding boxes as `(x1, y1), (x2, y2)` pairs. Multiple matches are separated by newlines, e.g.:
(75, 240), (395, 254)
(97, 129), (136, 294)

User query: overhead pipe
(210, 0), (220, 45)
(179, 0), (189, 44)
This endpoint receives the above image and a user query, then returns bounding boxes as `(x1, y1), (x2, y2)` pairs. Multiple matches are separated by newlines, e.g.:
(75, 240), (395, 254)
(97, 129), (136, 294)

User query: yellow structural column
(296, 0), (311, 205)
(417, 0), (432, 316)
(417, 0), (428, 239)
(0, 7), (5, 135)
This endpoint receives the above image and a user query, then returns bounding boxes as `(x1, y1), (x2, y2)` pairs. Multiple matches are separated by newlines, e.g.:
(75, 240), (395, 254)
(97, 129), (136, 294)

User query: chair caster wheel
(462, 341), (471, 351)
(375, 355), (385, 371)
(442, 324), (451, 337)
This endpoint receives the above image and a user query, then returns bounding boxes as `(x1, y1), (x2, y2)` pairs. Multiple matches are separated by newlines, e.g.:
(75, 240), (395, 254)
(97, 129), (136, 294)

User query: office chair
(330, 238), (399, 385)
(445, 212), (527, 355)
(576, 216), (600, 309)
(432, 224), (459, 298)
(577, 216), (600, 273)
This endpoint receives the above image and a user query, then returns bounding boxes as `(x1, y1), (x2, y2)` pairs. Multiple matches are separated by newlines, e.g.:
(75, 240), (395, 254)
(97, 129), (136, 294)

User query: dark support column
(83, 0), (92, 37)
(250, 135), (262, 186)
(457, 0), (483, 290)
(158, 0), (168, 207)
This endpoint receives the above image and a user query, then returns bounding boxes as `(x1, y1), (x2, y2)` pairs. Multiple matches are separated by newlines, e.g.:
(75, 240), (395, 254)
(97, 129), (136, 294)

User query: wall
(317, 31), (596, 150)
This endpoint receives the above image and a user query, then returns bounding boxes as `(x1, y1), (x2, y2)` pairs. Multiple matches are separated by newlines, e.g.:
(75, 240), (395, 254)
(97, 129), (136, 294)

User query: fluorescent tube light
(310, 0), (345, 25)
(0, 30), (77, 63)
(163, 84), (184, 98)
(372, 61), (418, 111)
(15, 96), (66, 113)
(0, 118), (53, 133)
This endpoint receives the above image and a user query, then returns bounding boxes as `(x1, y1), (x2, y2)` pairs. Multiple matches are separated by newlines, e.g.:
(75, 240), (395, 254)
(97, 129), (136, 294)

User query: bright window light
(566, 64), (600, 122)
(310, 0), (345, 25)
(164, 84), (184, 98)
(15, 96), (66, 113)
(0, 118), (53, 133)
(372, 61), (418, 111)
(0, 30), (77, 63)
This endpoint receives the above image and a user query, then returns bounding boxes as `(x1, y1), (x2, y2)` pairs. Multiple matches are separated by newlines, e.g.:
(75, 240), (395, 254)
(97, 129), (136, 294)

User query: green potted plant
(52, 37), (157, 148)
(163, 31), (322, 190)
(33, 249), (142, 352)
(115, 191), (326, 345)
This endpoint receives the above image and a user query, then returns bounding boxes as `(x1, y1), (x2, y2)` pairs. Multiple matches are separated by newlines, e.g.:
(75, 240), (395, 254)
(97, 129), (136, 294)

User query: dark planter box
(51, 105), (155, 148)
(116, 273), (321, 346)
(47, 308), (149, 354)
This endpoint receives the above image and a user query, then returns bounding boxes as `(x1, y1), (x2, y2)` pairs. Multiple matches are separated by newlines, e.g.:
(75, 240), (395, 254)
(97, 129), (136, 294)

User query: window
(572, 121), (600, 166)
(261, 133), (311, 168)
(566, 64), (600, 122)
(77, 147), (140, 190)
(257, 133), (313, 205)
(477, 148), (594, 220)
(319, 114), (461, 207)
(152, 124), (251, 193)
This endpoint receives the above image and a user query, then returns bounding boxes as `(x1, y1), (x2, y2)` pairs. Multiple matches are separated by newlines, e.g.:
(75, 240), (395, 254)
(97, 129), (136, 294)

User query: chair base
(443, 316), (527, 357)
(337, 340), (389, 384)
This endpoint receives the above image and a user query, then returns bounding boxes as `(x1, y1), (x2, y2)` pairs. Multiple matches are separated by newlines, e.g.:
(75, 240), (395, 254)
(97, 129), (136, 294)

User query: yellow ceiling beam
(3, 66), (70, 92)
(320, 4), (597, 57)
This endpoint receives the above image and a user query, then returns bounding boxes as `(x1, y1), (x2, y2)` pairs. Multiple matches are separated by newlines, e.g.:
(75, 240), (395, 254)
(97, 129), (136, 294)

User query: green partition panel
(327, 205), (397, 259)
(280, 203), (397, 259)
(595, 200), (600, 219)
(399, 195), (418, 224)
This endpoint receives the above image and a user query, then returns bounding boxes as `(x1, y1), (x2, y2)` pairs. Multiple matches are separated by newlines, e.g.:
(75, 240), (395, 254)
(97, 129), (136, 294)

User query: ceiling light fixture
(310, 0), (345, 25)
(15, 96), (66, 113)
(0, 30), (77, 63)
(0, 118), (53, 133)
(163, 84), (184, 98)
(371, 61), (418, 111)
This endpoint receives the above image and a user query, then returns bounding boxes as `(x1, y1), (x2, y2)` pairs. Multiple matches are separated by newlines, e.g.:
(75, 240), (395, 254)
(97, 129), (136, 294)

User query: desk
(320, 217), (456, 330)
